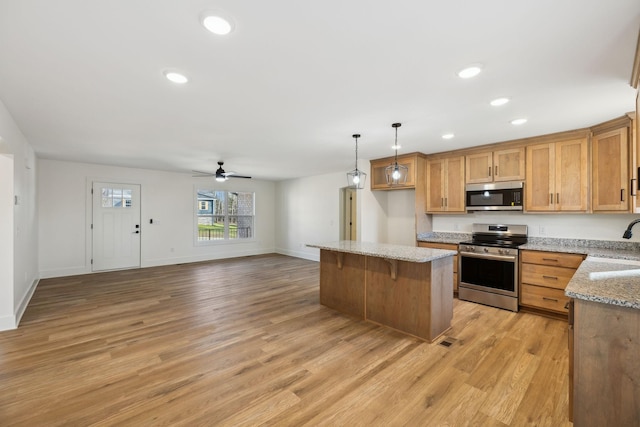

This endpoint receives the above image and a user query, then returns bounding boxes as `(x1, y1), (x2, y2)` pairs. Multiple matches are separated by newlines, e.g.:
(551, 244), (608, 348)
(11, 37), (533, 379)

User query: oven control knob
(498, 249), (504, 254)
(483, 247), (489, 253)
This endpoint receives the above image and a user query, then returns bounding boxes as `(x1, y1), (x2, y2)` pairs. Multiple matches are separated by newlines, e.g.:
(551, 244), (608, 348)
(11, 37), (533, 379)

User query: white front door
(92, 182), (141, 271)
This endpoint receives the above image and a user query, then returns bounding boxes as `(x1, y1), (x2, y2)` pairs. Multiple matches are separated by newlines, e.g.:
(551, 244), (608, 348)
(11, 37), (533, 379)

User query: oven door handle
(459, 252), (517, 262)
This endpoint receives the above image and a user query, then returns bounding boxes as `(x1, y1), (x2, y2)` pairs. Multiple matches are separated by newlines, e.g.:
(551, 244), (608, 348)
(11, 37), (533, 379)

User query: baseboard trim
(276, 248), (319, 262)
(15, 277), (40, 327)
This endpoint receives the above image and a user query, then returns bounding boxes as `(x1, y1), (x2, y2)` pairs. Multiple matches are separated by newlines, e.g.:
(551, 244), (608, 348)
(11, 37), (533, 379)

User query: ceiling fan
(193, 161), (252, 182)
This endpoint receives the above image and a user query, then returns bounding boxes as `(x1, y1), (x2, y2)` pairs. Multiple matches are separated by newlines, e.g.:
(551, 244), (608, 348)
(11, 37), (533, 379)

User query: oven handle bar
(459, 251), (517, 262)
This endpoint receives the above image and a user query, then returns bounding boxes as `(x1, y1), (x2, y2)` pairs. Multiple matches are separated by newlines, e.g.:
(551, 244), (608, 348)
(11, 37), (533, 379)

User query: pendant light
(385, 122), (408, 185)
(347, 133), (366, 189)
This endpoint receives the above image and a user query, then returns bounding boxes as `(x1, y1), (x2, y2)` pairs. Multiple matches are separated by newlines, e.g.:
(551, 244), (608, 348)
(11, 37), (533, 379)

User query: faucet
(622, 219), (640, 239)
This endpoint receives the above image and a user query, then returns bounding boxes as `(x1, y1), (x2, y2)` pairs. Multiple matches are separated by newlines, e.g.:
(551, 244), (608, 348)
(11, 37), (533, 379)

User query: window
(196, 189), (255, 241)
(101, 187), (132, 208)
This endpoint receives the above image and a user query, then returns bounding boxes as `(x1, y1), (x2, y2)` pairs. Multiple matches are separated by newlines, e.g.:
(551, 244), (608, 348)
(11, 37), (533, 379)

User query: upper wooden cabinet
(465, 148), (525, 184)
(425, 156), (465, 213)
(525, 138), (589, 212)
(370, 153), (418, 190)
(591, 126), (630, 212)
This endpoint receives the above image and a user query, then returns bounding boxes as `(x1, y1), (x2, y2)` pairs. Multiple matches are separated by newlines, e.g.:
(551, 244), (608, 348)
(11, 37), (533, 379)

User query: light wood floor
(0, 254), (571, 426)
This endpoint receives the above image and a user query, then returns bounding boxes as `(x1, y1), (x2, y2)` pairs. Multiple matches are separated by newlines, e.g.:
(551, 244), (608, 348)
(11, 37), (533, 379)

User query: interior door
(340, 188), (357, 240)
(92, 182), (141, 271)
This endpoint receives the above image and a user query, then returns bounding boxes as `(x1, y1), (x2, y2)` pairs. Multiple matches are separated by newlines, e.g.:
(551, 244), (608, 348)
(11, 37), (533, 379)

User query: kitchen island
(306, 241), (456, 342)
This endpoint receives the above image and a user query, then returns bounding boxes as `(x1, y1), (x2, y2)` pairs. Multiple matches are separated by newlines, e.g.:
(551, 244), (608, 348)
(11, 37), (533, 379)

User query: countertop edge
(307, 241), (456, 263)
(565, 259), (640, 310)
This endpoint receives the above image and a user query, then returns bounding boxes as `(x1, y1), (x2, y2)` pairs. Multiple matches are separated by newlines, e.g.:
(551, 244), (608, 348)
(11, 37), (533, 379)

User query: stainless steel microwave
(465, 181), (523, 211)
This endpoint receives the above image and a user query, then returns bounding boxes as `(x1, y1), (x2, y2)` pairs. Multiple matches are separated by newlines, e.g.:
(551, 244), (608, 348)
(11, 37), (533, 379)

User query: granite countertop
(520, 237), (640, 261)
(417, 232), (640, 309)
(416, 232), (471, 245)
(418, 234), (640, 260)
(306, 241), (456, 263)
(565, 256), (640, 310)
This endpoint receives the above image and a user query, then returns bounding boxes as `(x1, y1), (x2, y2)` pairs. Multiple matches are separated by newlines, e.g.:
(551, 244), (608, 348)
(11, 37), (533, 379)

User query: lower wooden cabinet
(519, 250), (585, 315)
(572, 298), (640, 426)
(418, 242), (458, 294)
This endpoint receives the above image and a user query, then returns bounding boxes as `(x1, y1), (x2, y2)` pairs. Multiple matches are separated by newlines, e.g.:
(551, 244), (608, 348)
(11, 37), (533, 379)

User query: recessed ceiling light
(490, 97), (510, 106)
(511, 118), (527, 125)
(201, 11), (235, 35)
(442, 133), (455, 140)
(164, 70), (188, 84)
(457, 65), (482, 79)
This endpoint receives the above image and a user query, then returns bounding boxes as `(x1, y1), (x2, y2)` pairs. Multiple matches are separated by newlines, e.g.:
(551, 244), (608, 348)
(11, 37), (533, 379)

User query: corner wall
(0, 99), (39, 331)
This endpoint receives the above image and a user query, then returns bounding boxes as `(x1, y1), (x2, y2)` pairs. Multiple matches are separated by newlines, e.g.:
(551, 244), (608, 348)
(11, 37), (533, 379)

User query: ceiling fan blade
(192, 170), (215, 177)
(226, 174), (251, 179)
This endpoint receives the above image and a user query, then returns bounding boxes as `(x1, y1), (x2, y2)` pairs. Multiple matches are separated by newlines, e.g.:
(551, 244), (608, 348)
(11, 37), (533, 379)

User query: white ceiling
(0, 1), (639, 181)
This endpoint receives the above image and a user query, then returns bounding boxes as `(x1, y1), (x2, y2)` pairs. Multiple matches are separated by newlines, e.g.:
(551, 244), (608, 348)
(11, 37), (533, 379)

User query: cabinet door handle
(556, 193), (560, 204)
(621, 188), (625, 202)
(494, 165), (498, 176)
(445, 197), (448, 207)
(550, 193), (553, 204)
(488, 166), (492, 177)
(441, 198), (444, 208)
(542, 275), (558, 280)
(543, 297), (559, 302)
(542, 258), (558, 262)
(631, 179), (637, 197)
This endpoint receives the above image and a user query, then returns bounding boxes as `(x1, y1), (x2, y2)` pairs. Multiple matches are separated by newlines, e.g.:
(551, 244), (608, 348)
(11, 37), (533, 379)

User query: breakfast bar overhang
(306, 241), (456, 342)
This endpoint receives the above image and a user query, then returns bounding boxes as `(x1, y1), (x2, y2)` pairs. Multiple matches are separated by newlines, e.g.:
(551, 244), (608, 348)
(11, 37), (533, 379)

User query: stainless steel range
(458, 223), (528, 312)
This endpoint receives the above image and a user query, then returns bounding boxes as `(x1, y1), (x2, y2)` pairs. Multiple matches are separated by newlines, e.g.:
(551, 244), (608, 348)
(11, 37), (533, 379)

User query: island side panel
(365, 257), (434, 341)
(319, 250), (366, 318)
(429, 256), (453, 340)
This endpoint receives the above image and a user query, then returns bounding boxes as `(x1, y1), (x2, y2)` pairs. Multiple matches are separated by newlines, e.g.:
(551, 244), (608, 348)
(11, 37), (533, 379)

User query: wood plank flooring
(0, 254), (572, 426)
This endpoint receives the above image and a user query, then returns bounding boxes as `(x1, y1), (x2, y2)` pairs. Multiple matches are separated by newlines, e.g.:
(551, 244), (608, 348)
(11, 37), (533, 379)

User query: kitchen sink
(586, 256), (640, 266)
(586, 256), (640, 280)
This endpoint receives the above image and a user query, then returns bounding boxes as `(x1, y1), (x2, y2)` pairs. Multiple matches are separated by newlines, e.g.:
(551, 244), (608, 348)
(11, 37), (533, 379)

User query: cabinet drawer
(521, 250), (584, 268)
(521, 263), (576, 290)
(521, 284), (569, 313)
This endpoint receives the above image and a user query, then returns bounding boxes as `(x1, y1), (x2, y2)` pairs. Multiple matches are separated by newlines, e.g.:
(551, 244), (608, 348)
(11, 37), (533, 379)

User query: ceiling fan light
(215, 176), (226, 182)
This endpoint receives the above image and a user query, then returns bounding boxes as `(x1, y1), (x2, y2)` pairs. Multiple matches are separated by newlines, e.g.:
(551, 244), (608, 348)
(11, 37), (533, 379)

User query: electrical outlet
(539, 225), (546, 236)
(453, 223), (460, 231)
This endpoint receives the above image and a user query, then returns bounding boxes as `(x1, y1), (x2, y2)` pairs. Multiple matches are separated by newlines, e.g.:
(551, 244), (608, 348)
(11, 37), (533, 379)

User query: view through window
(196, 190), (255, 241)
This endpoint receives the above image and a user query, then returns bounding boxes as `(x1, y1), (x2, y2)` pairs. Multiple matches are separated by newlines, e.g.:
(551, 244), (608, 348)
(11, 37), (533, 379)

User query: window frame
(194, 188), (256, 245)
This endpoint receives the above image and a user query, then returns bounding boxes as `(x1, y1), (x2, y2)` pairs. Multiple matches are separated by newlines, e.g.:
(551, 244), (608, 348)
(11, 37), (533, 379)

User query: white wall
(432, 211), (640, 242)
(38, 159), (276, 278)
(274, 162), (414, 261)
(0, 99), (39, 330)
(0, 153), (14, 329)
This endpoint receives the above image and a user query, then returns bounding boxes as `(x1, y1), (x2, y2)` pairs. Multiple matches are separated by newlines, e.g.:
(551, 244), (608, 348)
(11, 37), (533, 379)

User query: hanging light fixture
(347, 133), (366, 189)
(385, 122), (408, 185)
